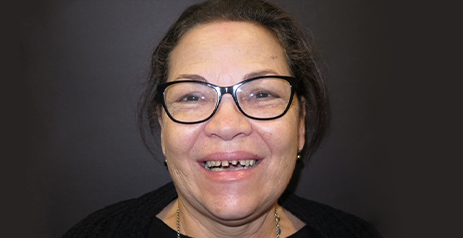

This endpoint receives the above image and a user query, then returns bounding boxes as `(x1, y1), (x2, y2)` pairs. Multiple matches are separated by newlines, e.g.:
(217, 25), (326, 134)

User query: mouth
(203, 159), (260, 171)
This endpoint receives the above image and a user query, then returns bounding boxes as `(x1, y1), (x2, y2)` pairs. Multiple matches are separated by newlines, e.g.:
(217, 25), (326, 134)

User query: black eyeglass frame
(157, 75), (299, 124)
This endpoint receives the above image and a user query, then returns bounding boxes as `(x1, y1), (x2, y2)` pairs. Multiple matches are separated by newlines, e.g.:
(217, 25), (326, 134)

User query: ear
(157, 106), (166, 155)
(298, 97), (306, 153)
(157, 106), (164, 127)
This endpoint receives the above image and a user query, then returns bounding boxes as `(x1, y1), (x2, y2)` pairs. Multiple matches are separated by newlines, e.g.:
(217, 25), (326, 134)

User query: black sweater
(62, 182), (382, 238)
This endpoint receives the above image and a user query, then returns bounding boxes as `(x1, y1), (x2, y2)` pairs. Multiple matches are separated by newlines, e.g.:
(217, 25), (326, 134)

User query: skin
(157, 21), (306, 238)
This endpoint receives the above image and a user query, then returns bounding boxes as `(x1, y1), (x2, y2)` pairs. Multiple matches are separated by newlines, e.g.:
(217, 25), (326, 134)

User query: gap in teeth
(204, 159), (258, 170)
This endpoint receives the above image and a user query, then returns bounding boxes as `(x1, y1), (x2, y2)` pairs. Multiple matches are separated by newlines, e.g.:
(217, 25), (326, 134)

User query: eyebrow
(175, 70), (280, 83)
(175, 74), (207, 82)
(243, 70), (279, 79)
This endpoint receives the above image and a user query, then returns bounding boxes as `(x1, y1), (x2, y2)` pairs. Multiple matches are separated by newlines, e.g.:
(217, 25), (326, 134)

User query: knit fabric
(62, 182), (382, 238)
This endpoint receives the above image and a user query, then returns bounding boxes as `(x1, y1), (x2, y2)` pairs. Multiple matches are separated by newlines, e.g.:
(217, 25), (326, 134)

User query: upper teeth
(204, 159), (258, 170)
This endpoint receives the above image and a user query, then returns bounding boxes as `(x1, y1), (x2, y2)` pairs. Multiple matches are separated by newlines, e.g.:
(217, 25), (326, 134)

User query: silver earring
(164, 159), (168, 168)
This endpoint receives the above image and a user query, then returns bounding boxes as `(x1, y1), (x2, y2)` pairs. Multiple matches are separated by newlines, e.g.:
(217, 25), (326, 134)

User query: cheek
(259, 110), (301, 156)
(256, 117), (300, 190)
(160, 119), (203, 159)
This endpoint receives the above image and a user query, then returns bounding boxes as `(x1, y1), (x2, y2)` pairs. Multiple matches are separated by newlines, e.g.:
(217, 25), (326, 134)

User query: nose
(204, 95), (252, 140)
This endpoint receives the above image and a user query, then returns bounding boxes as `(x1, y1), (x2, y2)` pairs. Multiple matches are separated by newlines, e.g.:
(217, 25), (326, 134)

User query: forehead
(168, 21), (290, 83)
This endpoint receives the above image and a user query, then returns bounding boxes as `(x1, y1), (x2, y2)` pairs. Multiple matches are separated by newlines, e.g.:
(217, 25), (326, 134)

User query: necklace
(176, 207), (281, 238)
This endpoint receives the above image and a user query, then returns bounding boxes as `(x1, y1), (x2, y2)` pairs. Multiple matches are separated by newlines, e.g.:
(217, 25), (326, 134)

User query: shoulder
(62, 182), (177, 238)
(280, 192), (382, 238)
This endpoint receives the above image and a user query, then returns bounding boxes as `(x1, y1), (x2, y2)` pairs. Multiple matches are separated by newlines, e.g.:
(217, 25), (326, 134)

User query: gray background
(21, 0), (394, 237)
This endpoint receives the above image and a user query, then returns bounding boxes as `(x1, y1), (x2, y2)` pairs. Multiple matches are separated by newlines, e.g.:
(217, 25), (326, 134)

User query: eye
(178, 94), (204, 102)
(254, 91), (270, 98)
(250, 91), (279, 99)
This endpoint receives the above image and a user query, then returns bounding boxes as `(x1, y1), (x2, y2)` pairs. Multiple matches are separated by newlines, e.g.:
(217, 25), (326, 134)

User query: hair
(137, 0), (330, 161)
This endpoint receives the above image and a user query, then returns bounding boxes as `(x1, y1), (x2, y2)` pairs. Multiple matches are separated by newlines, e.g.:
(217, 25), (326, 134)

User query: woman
(63, 0), (381, 237)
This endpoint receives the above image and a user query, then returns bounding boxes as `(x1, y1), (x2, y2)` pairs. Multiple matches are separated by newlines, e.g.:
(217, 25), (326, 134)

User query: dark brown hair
(138, 0), (330, 160)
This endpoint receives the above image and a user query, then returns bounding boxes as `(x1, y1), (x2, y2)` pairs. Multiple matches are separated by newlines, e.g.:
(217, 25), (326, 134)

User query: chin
(206, 201), (263, 223)
(199, 189), (274, 221)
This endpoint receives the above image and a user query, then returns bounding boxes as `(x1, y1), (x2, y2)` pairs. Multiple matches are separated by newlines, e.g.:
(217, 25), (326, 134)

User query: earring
(164, 159), (168, 168)
(297, 147), (303, 160)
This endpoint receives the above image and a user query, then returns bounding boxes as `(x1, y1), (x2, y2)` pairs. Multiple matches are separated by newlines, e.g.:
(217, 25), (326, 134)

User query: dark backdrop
(21, 1), (393, 237)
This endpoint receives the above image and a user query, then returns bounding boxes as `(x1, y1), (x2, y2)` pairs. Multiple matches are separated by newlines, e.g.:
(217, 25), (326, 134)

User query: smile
(203, 159), (259, 171)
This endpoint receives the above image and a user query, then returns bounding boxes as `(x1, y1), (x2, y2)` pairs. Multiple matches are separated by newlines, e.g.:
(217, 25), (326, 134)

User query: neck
(177, 200), (280, 238)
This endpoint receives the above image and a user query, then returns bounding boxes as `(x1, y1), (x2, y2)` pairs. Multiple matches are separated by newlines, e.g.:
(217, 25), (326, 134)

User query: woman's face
(159, 21), (305, 222)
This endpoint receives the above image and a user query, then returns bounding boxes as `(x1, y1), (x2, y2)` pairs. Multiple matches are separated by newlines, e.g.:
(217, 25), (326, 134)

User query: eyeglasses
(157, 75), (298, 124)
